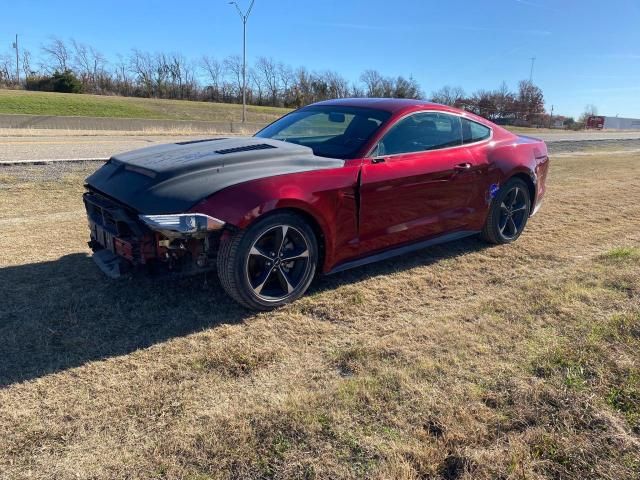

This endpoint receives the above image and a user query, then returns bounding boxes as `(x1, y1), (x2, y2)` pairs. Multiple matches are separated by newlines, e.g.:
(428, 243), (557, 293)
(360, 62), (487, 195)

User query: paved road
(1, 130), (639, 164)
(530, 131), (640, 142)
(0, 134), (213, 163)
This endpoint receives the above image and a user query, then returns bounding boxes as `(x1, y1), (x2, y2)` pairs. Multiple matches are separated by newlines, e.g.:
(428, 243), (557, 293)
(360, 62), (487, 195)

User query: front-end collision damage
(138, 213), (225, 239)
(83, 136), (344, 279)
(84, 190), (228, 278)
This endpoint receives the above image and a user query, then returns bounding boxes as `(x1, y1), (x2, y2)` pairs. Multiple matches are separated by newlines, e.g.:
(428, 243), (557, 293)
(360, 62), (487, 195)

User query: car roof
(308, 97), (508, 135)
(310, 97), (455, 115)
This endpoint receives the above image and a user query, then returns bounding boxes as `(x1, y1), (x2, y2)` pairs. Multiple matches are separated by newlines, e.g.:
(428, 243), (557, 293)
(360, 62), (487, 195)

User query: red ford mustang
(84, 98), (549, 310)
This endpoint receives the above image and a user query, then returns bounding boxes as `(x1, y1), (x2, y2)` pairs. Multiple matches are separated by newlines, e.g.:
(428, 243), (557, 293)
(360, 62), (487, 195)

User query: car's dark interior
(255, 106), (391, 159)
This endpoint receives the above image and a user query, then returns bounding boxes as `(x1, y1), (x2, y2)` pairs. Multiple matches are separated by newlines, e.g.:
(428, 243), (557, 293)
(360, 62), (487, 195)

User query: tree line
(0, 36), (549, 122)
(430, 81), (547, 124)
(0, 37), (422, 108)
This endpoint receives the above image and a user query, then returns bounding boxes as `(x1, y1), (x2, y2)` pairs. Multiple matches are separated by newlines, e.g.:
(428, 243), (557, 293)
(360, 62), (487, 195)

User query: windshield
(255, 106), (391, 159)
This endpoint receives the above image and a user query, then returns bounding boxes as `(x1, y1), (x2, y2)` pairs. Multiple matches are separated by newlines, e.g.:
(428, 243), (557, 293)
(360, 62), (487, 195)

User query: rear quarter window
(462, 118), (491, 144)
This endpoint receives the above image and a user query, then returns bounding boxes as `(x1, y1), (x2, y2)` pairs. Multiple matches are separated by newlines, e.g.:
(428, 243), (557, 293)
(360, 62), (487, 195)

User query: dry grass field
(0, 149), (639, 479)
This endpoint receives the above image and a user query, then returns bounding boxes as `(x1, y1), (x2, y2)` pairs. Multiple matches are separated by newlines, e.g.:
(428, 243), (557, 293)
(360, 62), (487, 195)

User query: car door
(357, 111), (488, 254)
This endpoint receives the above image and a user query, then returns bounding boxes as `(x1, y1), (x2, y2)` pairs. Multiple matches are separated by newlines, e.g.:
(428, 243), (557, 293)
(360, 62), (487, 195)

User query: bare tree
(256, 56), (279, 106)
(323, 70), (350, 99)
(21, 49), (34, 79)
(360, 69), (385, 97)
(249, 67), (264, 105)
(0, 54), (12, 84)
(350, 83), (365, 98)
(201, 55), (223, 101)
(224, 55), (243, 100)
(166, 53), (189, 98)
(430, 85), (466, 106)
(293, 67), (312, 107)
(41, 37), (70, 72)
(72, 39), (107, 91)
(129, 49), (155, 97)
(113, 54), (131, 95)
(277, 62), (295, 105)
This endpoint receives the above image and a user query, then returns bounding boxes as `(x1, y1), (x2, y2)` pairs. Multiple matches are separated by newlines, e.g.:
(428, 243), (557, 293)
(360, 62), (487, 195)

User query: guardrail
(0, 113), (269, 134)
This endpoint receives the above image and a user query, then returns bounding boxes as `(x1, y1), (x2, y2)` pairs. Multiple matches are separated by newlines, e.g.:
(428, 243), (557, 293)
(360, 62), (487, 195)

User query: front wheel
(217, 212), (318, 310)
(481, 178), (531, 244)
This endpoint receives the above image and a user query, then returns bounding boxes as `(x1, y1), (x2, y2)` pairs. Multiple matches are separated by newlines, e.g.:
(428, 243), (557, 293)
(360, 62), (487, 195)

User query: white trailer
(603, 116), (640, 130)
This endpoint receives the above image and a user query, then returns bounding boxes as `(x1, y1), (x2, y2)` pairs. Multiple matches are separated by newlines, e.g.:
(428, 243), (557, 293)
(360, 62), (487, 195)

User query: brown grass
(0, 150), (639, 479)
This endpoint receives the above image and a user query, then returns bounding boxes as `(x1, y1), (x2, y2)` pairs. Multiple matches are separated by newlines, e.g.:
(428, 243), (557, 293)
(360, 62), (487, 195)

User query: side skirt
(326, 230), (479, 275)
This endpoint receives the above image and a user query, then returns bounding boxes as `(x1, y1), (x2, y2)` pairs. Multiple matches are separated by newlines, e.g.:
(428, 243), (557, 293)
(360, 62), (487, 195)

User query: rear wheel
(481, 178), (531, 244)
(217, 212), (318, 310)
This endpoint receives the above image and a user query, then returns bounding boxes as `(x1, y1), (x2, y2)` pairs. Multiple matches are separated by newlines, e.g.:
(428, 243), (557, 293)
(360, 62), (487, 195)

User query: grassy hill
(0, 89), (291, 123)
(0, 90), (569, 135)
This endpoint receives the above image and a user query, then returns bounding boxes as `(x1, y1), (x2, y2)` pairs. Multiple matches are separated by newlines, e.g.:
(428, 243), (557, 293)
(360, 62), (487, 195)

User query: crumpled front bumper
(83, 190), (220, 277)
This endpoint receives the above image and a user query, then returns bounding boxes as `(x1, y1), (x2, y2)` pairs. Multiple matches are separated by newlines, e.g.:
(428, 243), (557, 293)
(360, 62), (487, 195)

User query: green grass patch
(0, 89), (290, 122)
(531, 346), (597, 389)
(606, 371), (640, 431)
(599, 246), (640, 262)
(0, 89), (159, 119)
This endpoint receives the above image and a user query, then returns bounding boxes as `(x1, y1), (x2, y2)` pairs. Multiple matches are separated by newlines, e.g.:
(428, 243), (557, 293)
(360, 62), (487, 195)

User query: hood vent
(175, 138), (226, 146)
(215, 143), (277, 155)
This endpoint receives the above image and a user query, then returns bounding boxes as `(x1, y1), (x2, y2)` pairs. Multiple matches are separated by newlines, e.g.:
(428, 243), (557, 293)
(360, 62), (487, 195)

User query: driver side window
(377, 112), (462, 156)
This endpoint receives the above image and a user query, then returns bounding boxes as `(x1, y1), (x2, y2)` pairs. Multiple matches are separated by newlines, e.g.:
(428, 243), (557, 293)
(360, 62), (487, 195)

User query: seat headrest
(346, 117), (380, 139)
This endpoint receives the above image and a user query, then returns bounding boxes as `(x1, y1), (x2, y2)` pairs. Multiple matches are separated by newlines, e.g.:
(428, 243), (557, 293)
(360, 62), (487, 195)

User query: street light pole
(229, 0), (255, 124)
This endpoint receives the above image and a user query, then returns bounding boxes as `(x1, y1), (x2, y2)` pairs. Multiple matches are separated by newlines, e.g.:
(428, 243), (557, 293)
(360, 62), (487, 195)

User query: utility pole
(12, 34), (19, 85)
(529, 57), (536, 83)
(229, 0), (256, 124)
(549, 105), (554, 128)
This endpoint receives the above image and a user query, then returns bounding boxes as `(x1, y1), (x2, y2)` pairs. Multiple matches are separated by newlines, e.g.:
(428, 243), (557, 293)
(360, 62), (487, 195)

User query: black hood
(85, 137), (344, 214)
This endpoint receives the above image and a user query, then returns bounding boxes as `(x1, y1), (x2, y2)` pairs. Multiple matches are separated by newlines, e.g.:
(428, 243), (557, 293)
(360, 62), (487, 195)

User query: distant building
(586, 116), (640, 130)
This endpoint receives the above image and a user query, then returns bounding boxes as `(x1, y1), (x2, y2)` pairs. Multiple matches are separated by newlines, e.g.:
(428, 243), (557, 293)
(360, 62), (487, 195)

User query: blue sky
(2, 0), (639, 118)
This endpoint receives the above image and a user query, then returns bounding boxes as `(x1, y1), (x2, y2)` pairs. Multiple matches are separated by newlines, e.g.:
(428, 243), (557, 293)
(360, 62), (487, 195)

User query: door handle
(371, 157), (387, 164)
(454, 162), (472, 171)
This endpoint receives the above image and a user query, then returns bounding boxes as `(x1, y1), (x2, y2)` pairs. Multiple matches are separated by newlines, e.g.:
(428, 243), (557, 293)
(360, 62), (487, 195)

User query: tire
(217, 212), (319, 310)
(481, 178), (531, 244)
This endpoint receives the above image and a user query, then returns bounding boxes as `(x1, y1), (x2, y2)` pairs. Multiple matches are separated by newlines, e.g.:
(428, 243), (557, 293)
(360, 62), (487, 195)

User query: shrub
(25, 70), (82, 94)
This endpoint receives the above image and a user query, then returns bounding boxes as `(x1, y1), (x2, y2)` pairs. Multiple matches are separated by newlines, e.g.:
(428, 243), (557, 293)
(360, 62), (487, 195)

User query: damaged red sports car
(84, 98), (549, 310)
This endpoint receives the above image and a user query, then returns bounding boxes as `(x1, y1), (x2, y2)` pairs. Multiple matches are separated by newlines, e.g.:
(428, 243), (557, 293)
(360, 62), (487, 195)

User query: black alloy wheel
(217, 212), (318, 310)
(498, 185), (529, 240)
(481, 178), (531, 244)
(246, 224), (311, 301)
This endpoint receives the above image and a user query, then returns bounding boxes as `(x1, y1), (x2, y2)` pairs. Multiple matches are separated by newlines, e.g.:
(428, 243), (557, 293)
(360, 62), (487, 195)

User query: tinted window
(377, 112), (462, 156)
(255, 106), (391, 159)
(461, 118), (491, 144)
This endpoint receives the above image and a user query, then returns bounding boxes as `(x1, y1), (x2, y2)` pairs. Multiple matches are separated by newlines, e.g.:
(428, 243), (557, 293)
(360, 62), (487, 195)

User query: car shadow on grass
(0, 236), (489, 387)
(0, 253), (250, 387)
